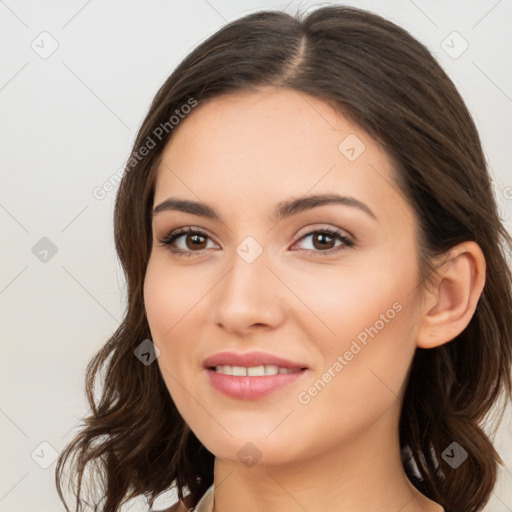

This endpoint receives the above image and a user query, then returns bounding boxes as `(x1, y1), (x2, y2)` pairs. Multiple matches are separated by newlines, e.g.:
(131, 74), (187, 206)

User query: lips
(203, 350), (308, 371)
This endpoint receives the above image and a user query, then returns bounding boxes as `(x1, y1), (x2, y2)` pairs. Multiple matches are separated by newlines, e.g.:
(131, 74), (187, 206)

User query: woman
(55, 5), (512, 512)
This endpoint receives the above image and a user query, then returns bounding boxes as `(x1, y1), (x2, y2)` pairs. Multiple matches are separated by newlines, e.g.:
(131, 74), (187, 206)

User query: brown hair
(55, 6), (512, 512)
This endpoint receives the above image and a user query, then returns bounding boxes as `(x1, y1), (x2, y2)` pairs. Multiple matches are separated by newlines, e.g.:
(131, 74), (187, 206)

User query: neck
(211, 409), (443, 512)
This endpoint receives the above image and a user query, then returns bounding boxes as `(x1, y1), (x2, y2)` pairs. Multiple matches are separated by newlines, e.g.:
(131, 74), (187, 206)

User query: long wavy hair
(55, 5), (512, 512)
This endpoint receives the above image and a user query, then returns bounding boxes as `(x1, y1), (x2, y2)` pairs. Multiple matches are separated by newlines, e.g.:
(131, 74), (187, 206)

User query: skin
(144, 87), (486, 512)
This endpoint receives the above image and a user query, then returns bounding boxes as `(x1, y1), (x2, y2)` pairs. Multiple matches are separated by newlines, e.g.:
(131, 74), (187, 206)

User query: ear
(416, 241), (486, 349)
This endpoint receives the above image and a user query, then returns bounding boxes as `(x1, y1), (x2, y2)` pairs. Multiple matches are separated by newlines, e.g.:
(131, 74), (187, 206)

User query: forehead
(153, 88), (411, 225)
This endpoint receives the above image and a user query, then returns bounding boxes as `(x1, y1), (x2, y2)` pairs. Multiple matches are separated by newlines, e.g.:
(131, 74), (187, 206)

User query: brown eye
(187, 234), (207, 250)
(312, 233), (336, 250)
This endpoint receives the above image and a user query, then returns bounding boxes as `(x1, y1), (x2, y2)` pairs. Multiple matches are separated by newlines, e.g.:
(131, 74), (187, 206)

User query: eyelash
(157, 226), (355, 257)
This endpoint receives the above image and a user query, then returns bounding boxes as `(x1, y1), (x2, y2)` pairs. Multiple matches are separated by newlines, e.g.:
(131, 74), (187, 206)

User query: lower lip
(206, 368), (308, 399)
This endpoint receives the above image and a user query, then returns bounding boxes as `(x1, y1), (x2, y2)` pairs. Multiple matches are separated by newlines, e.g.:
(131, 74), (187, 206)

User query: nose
(213, 244), (287, 336)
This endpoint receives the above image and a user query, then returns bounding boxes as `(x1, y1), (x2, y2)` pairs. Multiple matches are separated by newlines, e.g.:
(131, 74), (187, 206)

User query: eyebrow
(152, 193), (377, 222)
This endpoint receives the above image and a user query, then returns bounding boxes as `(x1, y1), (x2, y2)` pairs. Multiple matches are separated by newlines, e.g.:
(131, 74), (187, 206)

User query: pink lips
(203, 350), (309, 400)
(203, 350), (308, 370)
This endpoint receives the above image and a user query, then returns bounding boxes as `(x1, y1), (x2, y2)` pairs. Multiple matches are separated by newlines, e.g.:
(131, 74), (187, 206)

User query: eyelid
(294, 223), (354, 242)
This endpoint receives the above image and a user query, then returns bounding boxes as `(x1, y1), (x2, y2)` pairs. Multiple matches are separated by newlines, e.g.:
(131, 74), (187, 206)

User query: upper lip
(203, 351), (308, 370)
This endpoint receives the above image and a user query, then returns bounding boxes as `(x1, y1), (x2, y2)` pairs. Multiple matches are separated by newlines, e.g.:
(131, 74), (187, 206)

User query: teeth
(213, 365), (298, 376)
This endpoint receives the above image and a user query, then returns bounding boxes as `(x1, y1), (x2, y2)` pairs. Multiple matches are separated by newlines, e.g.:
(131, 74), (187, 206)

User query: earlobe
(416, 241), (486, 349)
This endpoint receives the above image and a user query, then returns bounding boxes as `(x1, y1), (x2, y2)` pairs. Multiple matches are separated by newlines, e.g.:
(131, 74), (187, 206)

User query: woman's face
(144, 88), (424, 465)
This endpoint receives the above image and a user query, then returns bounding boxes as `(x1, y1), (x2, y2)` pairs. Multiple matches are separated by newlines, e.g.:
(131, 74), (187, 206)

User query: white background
(1, 0), (511, 511)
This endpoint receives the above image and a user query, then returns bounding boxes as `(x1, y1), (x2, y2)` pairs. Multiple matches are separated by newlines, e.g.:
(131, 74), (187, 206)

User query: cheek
(289, 249), (419, 405)
(143, 255), (215, 400)
(143, 255), (210, 339)
(283, 256), (411, 349)
(143, 258), (193, 415)
(294, 299), (416, 446)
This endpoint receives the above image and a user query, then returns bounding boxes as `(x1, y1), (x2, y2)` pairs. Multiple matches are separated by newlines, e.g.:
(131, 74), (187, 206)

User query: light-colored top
(193, 484), (214, 512)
